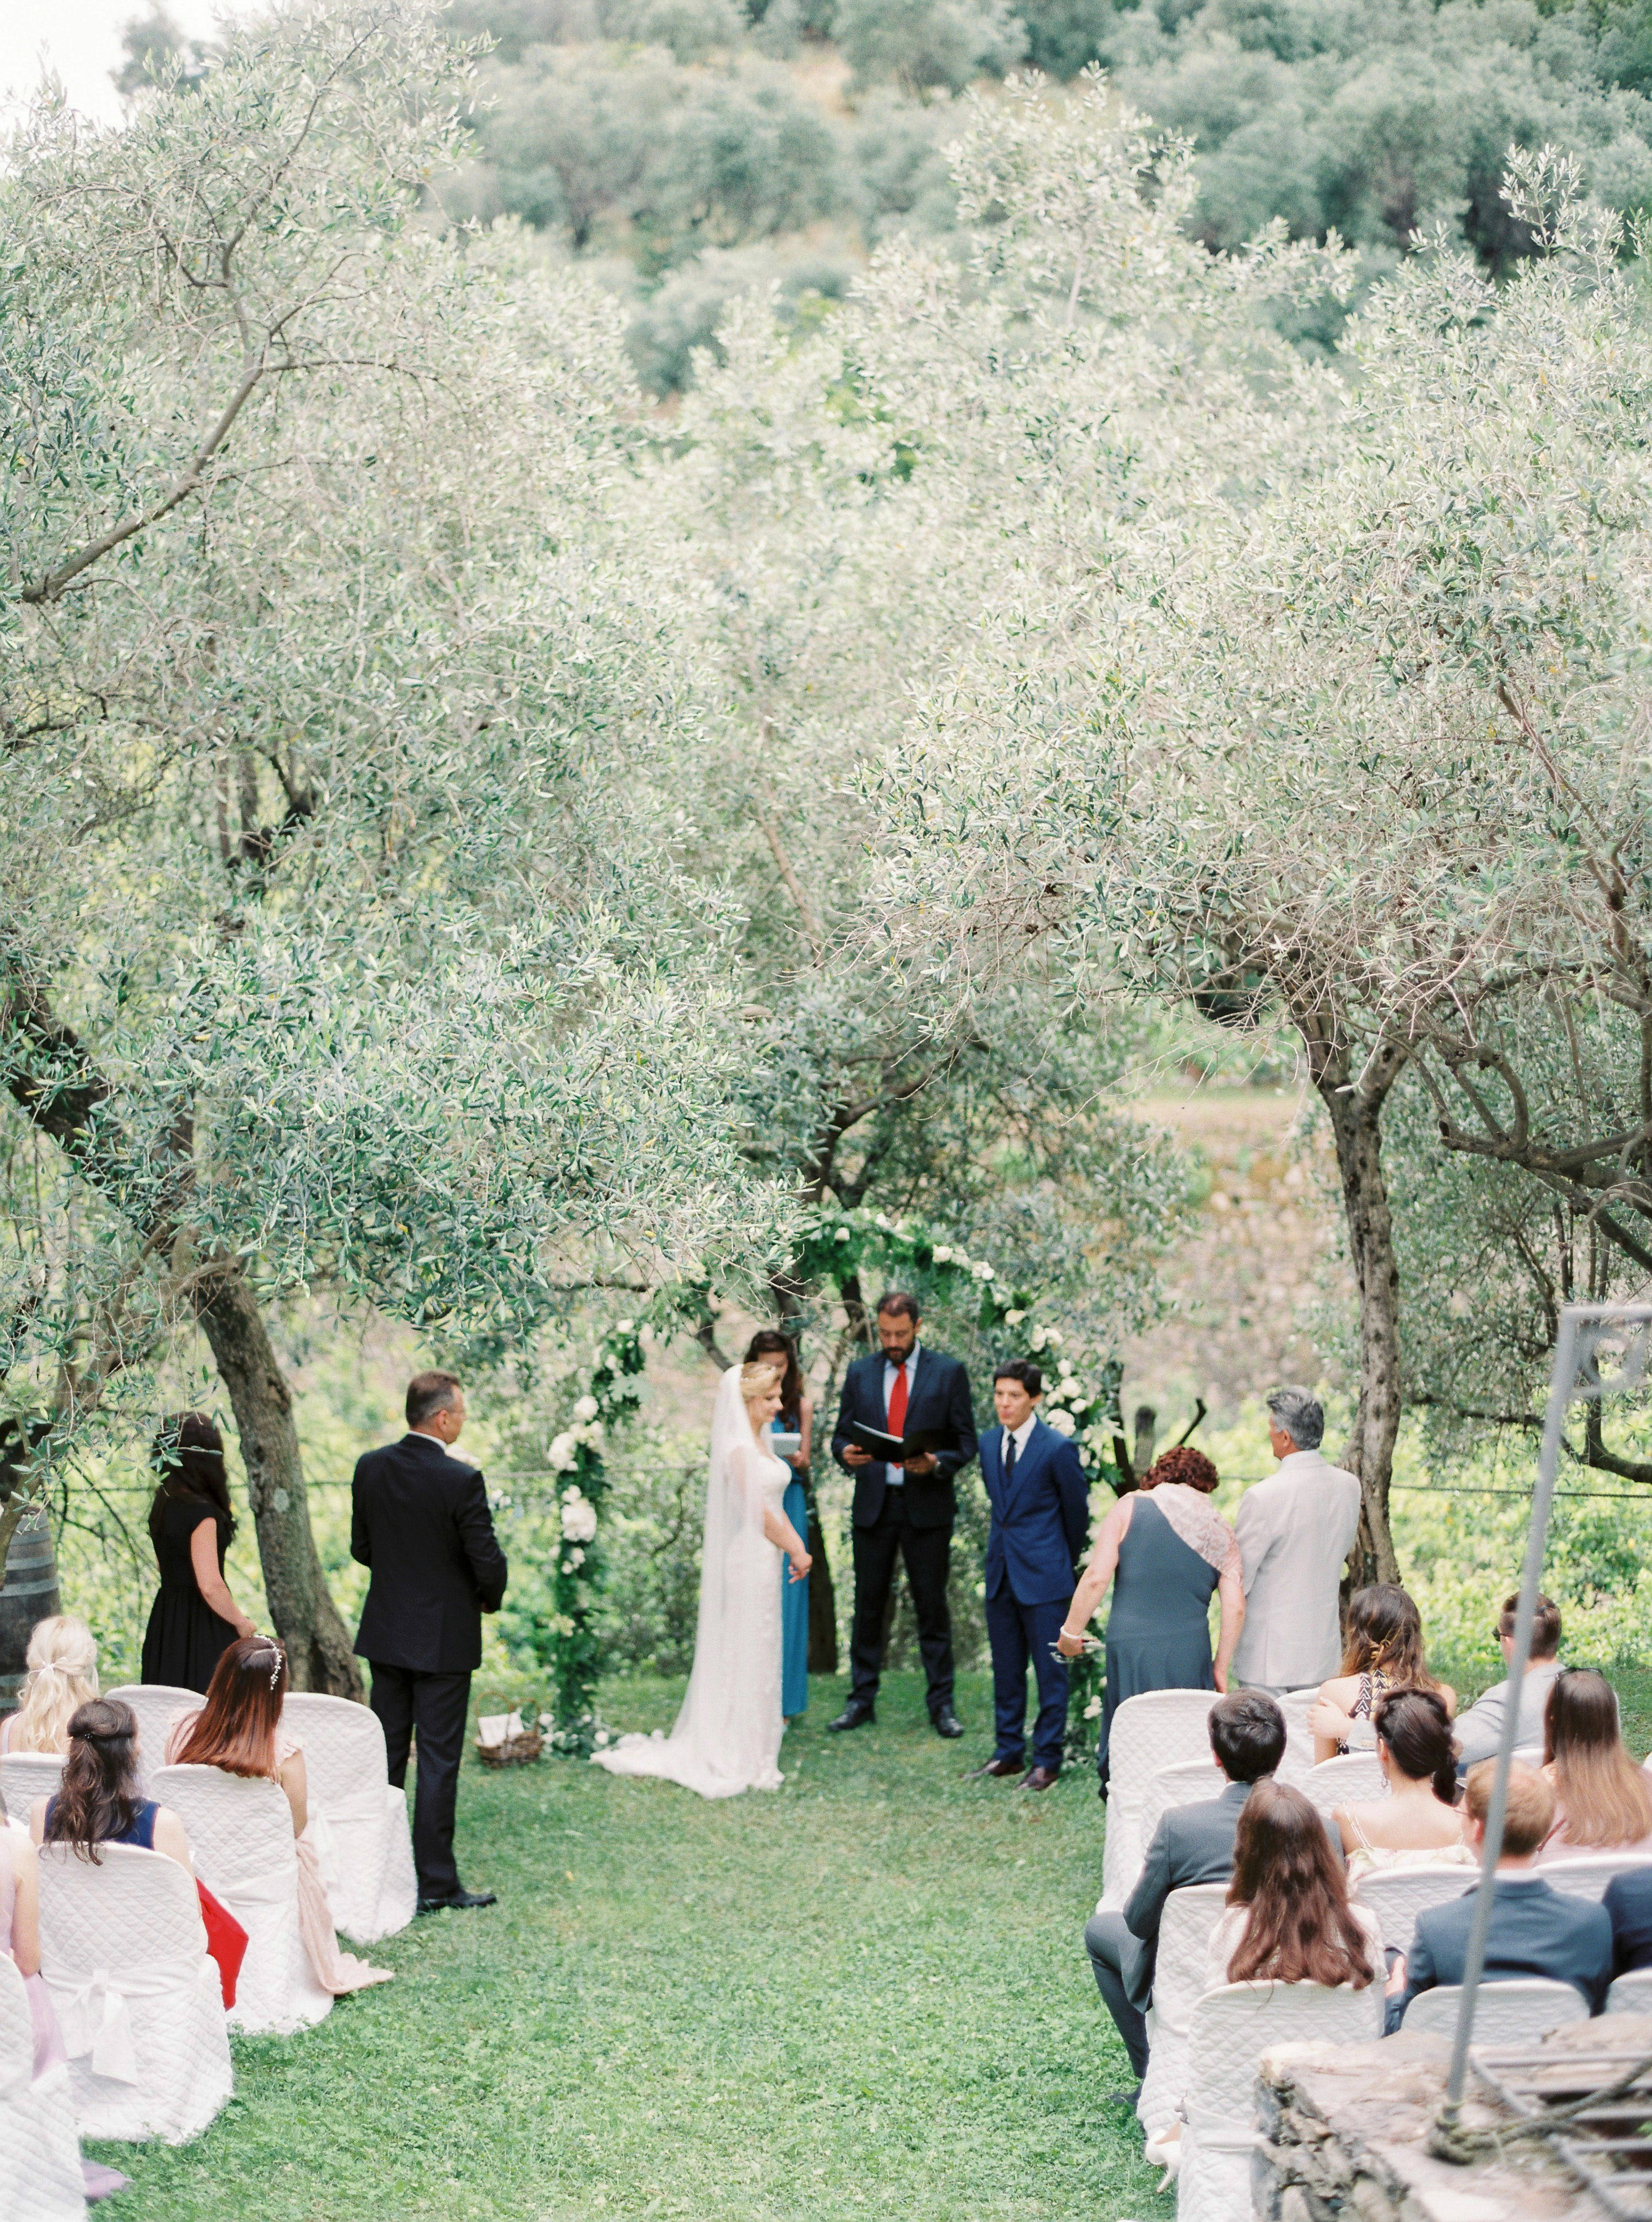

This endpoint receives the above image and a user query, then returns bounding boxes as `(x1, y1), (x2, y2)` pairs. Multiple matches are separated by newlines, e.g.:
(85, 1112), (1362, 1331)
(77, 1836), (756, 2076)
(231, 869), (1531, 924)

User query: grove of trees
(8, 0), (1652, 1663)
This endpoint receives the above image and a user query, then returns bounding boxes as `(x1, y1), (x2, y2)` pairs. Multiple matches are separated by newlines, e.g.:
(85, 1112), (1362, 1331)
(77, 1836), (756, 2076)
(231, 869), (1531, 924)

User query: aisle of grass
(94, 1670), (1172, 2222)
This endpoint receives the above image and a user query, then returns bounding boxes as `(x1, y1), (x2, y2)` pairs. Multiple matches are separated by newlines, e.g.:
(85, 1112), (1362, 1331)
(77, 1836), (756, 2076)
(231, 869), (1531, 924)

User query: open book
(844, 1421), (957, 1462)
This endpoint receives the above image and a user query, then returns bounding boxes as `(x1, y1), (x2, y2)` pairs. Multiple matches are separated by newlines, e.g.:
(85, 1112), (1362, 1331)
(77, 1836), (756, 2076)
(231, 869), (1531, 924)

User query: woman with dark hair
(1537, 1668), (1652, 1861)
(167, 1636), (392, 1996)
(1310, 1584), (1456, 1763)
(141, 1412), (256, 1692)
(1060, 1444), (1243, 1797)
(29, 1698), (192, 1870)
(1331, 1689), (1471, 1877)
(1208, 1779), (1382, 1992)
(744, 1328), (814, 1721)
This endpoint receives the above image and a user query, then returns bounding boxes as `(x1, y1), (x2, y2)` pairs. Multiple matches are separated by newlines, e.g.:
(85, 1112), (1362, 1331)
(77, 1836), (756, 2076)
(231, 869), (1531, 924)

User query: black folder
(845, 1421), (955, 1462)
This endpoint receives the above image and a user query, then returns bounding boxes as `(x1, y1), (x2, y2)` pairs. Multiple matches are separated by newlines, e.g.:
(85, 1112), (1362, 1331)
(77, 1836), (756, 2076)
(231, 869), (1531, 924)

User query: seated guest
(30, 1697), (194, 1868)
(1334, 1690), (1471, 1877)
(1208, 1779), (1382, 1994)
(1084, 1690), (1285, 2095)
(1387, 1760), (1613, 2030)
(0, 1613), (99, 1753)
(1310, 1586), (1456, 1763)
(1535, 1668), (1652, 1862)
(1, 1816), (55, 2073)
(1605, 1862), (1652, 1975)
(1452, 1592), (1563, 1771)
(168, 1634), (392, 1998)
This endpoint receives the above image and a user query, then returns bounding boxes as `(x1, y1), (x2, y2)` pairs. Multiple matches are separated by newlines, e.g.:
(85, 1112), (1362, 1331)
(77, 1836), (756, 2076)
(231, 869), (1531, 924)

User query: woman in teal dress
(744, 1329), (813, 1720)
(1058, 1445), (1244, 1796)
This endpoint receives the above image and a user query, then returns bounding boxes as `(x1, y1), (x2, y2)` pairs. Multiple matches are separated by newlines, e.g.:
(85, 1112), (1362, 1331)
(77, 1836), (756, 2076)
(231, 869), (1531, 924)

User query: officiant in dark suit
(351, 1370), (508, 1914)
(972, 1360), (1090, 1789)
(828, 1291), (978, 1738)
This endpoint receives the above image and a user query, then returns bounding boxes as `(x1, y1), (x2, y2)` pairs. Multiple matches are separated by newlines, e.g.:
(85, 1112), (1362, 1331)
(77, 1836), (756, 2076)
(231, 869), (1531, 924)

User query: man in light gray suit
(1453, 1592), (1563, 1773)
(1231, 1386), (1361, 1694)
(1084, 1692), (1287, 2094)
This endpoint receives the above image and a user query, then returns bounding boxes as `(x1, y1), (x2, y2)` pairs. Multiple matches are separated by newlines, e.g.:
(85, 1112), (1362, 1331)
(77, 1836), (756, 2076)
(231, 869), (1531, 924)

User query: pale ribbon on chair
(56, 1958), (201, 2083)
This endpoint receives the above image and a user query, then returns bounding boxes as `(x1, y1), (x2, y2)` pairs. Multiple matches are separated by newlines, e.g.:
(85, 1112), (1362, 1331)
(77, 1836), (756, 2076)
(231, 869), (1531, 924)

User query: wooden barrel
(0, 1510), (61, 1712)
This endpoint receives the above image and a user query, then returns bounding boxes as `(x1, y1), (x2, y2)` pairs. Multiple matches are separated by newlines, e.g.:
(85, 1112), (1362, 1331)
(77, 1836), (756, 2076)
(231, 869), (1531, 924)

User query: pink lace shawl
(1142, 1482), (1241, 1579)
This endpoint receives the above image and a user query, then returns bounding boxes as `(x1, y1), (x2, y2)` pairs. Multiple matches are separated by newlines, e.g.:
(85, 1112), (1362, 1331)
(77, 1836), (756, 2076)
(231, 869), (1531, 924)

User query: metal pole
(1441, 1304), (1652, 2115)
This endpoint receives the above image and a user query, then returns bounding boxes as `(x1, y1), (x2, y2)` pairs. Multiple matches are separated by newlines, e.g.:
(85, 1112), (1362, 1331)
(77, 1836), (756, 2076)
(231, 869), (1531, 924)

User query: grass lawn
(91, 1670), (1173, 2222)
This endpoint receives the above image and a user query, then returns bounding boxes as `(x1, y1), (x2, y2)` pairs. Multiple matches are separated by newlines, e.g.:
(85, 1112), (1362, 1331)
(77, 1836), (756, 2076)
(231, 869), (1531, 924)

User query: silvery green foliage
(834, 0), (1027, 97)
(0, 0), (791, 1401)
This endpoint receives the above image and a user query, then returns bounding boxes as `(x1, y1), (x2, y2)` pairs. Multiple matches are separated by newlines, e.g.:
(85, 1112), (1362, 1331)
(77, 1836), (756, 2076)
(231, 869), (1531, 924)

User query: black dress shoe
(417, 1888), (497, 1913)
(932, 1705), (965, 1739)
(826, 1702), (875, 1733)
(1021, 1765), (1060, 1792)
(1103, 2084), (1142, 2108)
(969, 1756), (1027, 1779)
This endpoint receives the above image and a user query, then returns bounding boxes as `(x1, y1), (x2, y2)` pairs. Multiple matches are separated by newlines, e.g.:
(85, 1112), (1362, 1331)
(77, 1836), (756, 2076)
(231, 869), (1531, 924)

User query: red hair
(173, 1635), (288, 1779)
(1144, 1446), (1219, 1494)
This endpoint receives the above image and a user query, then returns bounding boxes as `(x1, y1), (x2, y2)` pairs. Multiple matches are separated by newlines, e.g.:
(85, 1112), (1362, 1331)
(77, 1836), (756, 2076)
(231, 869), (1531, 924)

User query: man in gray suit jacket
(1388, 1759), (1612, 2031)
(1231, 1387), (1361, 1692)
(1453, 1592), (1563, 1773)
(1084, 1692), (1287, 2090)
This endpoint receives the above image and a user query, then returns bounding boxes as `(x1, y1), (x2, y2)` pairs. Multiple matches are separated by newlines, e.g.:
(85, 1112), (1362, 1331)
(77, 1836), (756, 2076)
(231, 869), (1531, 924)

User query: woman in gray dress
(1058, 1446), (1243, 1796)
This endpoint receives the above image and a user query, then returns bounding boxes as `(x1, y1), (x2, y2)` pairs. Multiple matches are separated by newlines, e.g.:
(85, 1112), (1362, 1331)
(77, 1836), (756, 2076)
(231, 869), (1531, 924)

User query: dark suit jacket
(1390, 1875), (1614, 2032)
(830, 1346), (978, 1532)
(1606, 1867), (1652, 1975)
(1119, 1778), (1251, 2010)
(351, 1433), (508, 1674)
(981, 1417), (1089, 1607)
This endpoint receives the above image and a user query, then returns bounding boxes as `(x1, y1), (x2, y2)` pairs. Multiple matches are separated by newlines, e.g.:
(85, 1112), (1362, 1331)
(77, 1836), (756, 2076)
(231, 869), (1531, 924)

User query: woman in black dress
(140, 1413), (256, 1691)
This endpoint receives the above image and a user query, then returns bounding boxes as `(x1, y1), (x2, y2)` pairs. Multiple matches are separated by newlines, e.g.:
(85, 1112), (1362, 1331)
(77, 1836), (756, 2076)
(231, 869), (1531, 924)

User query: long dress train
(594, 1369), (789, 1799)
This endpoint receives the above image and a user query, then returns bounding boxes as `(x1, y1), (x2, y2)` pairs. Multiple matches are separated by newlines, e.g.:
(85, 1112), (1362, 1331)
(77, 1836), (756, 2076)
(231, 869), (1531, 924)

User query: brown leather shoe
(969, 1757), (1027, 1779)
(1021, 1765), (1060, 1792)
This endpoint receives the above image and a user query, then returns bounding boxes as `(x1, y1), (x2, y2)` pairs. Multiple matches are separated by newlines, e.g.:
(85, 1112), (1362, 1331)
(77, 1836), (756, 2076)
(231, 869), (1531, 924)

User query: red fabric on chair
(196, 1878), (248, 2008)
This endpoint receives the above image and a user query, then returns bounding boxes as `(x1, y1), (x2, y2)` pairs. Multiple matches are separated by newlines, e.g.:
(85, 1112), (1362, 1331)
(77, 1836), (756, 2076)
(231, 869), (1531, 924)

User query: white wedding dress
(592, 1367), (789, 1799)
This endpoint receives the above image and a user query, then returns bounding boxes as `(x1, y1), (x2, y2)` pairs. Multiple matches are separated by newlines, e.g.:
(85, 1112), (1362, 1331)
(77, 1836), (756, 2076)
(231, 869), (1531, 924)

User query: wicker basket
(475, 1727), (543, 1768)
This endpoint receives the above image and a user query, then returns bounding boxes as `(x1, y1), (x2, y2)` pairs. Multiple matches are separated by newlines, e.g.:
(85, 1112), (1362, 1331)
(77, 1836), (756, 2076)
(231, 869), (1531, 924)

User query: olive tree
(1, 1), (779, 1683)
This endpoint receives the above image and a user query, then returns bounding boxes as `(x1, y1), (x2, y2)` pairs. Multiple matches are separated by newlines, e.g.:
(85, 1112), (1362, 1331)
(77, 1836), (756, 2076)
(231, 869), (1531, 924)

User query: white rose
(549, 1432), (578, 1471)
(1057, 1376), (1079, 1399)
(1045, 1328), (1064, 1349)
(1046, 1409), (1076, 1437)
(568, 1546), (586, 1567)
(932, 1245), (953, 1263)
(1005, 1309), (1026, 1325)
(972, 1260), (994, 1281)
(1084, 1696), (1103, 1720)
(835, 1226), (852, 1244)
(561, 1492), (599, 1544)
(594, 1729), (610, 1746)
(1029, 1326), (1048, 1352)
(574, 1395), (599, 1423)
(616, 1318), (635, 1334)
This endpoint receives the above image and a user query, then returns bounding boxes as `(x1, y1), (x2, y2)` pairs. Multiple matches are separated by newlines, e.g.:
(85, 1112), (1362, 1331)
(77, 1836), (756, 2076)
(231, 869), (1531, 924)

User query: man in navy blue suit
(972, 1359), (1091, 1791)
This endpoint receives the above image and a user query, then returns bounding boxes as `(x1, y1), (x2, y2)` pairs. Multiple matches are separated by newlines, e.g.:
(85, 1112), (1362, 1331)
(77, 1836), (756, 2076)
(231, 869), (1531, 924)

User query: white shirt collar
(405, 1430), (452, 1458)
(882, 1342), (921, 1379)
(1007, 1412), (1039, 1453)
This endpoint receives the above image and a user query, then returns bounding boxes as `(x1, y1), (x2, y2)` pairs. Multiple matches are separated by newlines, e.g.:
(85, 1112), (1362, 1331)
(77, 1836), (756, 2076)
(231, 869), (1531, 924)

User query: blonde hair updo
(10, 1613), (101, 1755)
(740, 1360), (785, 1408)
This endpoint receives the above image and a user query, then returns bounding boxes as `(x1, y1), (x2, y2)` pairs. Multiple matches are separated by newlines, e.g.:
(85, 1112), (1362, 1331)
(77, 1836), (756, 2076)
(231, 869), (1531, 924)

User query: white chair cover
(281, 1694), (415, 1943)
(0, 1950), (87, 2220)
(103, 1687), (199, 1797)
(1101, 1691), (1219, 1912)
(1, 1752), (65, 1825)
(1539, 1852), (1652, 1901)
(1273, 1688), (1321, 1788)
(1350, 1863), (1476, 1958)
(1140, 1760), (1222, 1848)
(1608, 1968), (1652, 2015)
(36, 1842), (231, 2144)
(1302, 1753), (1387, 1815)
(1136, 1883), (1230, 2136)
(154, 1765), (331, 2036)
(1402, 1978), (1589, 2042)
(1177, 1979), (1384, 2222)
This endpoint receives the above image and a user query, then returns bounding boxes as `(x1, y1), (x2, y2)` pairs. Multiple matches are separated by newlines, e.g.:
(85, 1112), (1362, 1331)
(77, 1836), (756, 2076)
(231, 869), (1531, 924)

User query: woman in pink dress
(167, 1636), (392, 1997)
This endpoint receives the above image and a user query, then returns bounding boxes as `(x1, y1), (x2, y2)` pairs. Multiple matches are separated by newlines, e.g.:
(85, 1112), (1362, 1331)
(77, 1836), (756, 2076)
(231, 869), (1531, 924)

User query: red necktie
(887, 1361), (909, 1442)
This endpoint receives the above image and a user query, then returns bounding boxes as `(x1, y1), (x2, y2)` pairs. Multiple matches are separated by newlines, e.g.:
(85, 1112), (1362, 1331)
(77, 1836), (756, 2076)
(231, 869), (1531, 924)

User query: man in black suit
(1084, 1691), (1287, 2091)
(1606, 1864), (1652, 1976)
(351, 1369), (508, 1913)
(1387, 1760), (1614, 2031)
(828, 1291), (978, 1738)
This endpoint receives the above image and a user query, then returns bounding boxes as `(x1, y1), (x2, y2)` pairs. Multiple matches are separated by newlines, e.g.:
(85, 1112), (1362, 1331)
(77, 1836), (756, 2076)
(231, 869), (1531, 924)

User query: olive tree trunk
(1297, 1009), (1408, 1589)
(194, 1265), (362, 1696)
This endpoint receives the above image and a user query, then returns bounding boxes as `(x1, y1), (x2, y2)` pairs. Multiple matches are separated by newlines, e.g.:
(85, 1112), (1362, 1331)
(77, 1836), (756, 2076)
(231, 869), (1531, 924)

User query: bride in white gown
(593, 1359), (812, 1799)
